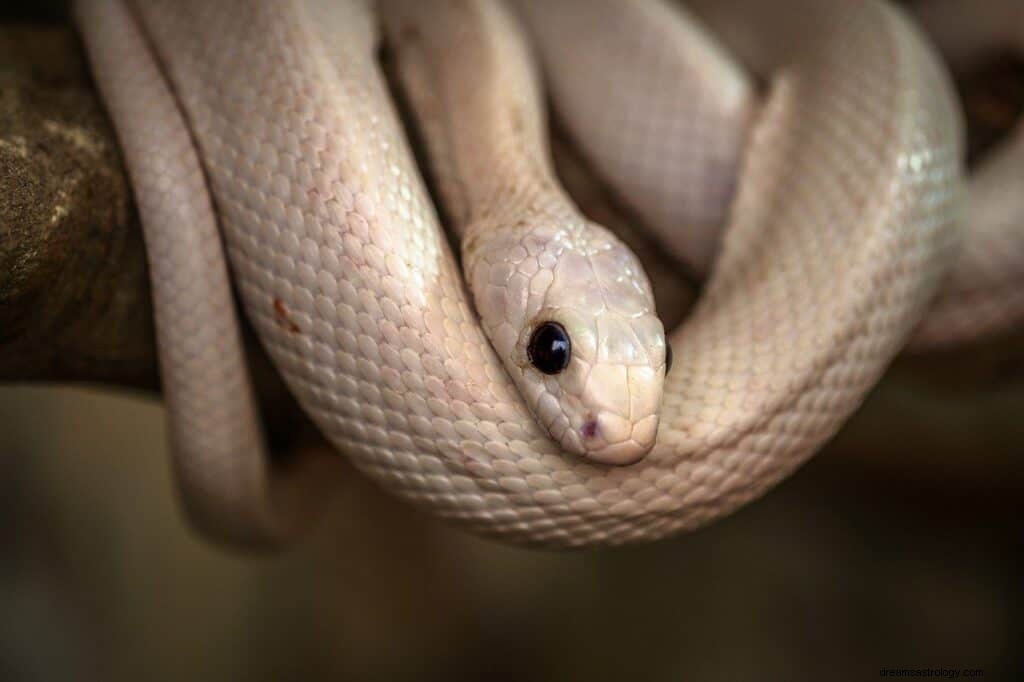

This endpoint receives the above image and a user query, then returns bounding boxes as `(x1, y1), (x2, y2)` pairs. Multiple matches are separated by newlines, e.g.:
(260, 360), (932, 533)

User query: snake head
(519, 305), (667, 464)
(466, 219), (668, 465)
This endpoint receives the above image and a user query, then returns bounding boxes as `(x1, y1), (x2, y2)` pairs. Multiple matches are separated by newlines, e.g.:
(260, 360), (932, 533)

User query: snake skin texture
(75, 0), (963, 548)
(380, 0), (668, 465)
(513, 0), (755, 275)
(73, 0), (340, 546)
(596, 0), (1023, 348)
(906, 0), (1024, 347)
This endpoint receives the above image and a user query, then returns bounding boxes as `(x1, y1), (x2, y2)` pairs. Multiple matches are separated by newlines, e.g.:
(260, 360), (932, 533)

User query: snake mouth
(578, 412), (658, 466)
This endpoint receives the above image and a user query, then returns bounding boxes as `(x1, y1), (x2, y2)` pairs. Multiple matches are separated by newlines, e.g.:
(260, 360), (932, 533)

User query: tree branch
(1, 26), (155, 387)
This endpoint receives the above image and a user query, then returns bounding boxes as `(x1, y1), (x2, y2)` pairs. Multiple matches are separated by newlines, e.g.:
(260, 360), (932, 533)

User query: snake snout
(575, 362), (663, 466)
(580, 410), (660, 466)
(563, 311), (665, 465)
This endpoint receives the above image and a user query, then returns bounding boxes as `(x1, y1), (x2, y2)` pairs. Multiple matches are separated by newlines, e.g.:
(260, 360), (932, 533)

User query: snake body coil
(74, 0), (1017, 549)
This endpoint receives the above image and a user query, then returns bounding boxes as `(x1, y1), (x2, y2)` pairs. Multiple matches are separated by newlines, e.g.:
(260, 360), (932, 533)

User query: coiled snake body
(73, 0), (1020, 548)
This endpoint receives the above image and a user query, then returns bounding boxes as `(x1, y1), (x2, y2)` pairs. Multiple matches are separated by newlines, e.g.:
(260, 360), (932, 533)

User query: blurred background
(2, 367), (1021, 681)
(2, 1), (1022, 681)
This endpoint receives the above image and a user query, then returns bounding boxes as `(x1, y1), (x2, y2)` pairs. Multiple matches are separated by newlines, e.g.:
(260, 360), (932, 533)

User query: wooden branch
(1, 27), (156, 387)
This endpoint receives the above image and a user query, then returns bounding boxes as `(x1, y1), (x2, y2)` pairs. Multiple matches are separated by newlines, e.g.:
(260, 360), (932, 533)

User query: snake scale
(73, 0), (1020, 549)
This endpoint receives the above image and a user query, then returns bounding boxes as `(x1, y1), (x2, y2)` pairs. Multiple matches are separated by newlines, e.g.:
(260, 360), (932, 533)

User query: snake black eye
(665, 343), (673, 374)
(528, 322), (571, 375)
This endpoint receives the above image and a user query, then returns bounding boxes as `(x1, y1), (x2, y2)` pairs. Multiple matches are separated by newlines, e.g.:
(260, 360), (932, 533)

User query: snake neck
(382, 0), (562, 231)
(381, 0), (667, 463)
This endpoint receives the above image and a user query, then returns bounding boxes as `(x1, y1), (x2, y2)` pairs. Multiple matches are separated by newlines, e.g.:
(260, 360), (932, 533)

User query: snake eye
(528, 322), (571, 375)
(665, 343), (673, 374)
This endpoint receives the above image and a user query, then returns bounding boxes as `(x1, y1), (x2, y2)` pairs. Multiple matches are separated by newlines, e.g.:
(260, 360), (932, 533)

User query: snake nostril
(581, 420), (599, 439)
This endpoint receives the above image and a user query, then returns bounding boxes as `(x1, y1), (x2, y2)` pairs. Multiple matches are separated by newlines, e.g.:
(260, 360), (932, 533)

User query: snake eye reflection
(528, 322), (571, 375)
(665, 343), (673, 374)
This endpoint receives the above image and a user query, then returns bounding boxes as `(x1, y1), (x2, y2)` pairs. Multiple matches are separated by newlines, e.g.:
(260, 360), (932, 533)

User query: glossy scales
(76, 0), (966, 548)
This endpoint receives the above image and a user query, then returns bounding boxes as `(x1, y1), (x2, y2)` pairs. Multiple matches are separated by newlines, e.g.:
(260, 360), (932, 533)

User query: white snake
(72, 0), (1020, 549)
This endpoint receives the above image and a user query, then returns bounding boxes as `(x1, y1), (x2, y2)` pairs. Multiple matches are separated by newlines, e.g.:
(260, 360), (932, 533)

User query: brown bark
(1, 27), (155, 387)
